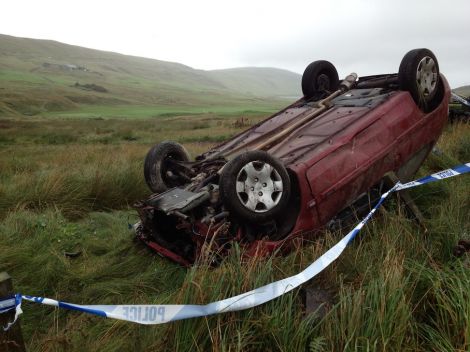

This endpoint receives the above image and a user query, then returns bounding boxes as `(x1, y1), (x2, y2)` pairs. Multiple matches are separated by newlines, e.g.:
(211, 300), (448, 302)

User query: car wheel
(398, 48), (441, 111)
(301, 60), (339, 99)
(219, 151), (291, 223)
(144, 141), (190, 193)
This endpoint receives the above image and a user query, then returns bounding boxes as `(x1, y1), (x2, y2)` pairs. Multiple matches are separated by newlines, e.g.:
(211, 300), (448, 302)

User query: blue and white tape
(395, 163), (469, 191)
(1, 294), (23, 331)
(1, 163), (469, 329)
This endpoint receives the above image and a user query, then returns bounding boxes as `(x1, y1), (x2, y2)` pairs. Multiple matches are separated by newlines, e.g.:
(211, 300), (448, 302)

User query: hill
(208, 67), (300, 98)
(454, 85), (470, 98)
(0, 34), (301, 117)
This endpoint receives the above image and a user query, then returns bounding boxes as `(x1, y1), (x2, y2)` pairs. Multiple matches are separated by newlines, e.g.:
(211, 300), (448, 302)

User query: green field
(0, 113), (469, 351)
(43, 104), (282, 119)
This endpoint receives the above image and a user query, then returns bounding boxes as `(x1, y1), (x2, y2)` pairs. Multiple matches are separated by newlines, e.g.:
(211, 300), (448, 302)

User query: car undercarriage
(134, 49), (450, 266)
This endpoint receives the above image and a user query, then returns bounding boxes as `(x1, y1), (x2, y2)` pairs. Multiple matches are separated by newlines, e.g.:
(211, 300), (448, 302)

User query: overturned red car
(135, 48), (450, 266)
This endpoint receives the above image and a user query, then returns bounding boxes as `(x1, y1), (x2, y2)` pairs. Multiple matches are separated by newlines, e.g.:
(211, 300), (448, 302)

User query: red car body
(136, 69), (450, 266)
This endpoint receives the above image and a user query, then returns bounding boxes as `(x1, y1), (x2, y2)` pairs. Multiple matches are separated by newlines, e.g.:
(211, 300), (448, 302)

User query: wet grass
(0, 114), (265, 218)
(0, 119), (469, 351)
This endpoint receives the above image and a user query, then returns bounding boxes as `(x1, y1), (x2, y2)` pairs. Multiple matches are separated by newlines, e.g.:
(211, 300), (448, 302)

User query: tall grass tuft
(310, 253), (419, 351)
(0, 145), (149, 218)
(411, 261), (470, 351)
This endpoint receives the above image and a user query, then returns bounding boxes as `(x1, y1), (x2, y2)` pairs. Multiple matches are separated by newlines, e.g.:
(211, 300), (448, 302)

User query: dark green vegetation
(0, 34), (299, 118)
(0, 112), (469, 351)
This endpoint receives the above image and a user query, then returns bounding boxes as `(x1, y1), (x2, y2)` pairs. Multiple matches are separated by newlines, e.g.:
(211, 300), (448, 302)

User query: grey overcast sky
(1, 0), (469, 87)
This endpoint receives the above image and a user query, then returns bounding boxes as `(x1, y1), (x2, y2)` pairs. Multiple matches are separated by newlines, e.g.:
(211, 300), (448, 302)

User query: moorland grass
(0, 114), (264, 218)
(0, 118), (468, 351)
(43, 105), (281, 120)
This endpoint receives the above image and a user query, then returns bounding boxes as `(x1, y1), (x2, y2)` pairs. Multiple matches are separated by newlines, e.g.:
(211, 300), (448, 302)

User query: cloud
(233, 0), (470, 87)
(1, 0), (469, 87)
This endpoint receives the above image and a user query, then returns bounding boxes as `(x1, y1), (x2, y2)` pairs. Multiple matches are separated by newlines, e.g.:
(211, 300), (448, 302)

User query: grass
(0, 113), (270, 218)
(0, 116), (469, 351)
(0, 69), (48, 84)
(43, 105), (280, 119)
(0, 113), (264, 146)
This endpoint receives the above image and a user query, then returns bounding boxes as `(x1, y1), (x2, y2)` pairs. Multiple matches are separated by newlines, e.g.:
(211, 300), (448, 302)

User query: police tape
(1, 163), (469, 329)
(1, 295), (22, 331)
(395, 163), (469, 191)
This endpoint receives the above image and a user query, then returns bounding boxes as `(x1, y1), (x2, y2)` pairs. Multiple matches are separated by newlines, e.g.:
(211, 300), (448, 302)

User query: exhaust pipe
(247, 73), (358, 152)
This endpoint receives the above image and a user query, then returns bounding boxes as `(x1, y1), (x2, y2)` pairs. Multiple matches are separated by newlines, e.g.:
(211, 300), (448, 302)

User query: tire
(301, 60), (339, 99)
(219, 151), (291, 223)
(398, 48), (441, 111)
(144, 141), (190, 193)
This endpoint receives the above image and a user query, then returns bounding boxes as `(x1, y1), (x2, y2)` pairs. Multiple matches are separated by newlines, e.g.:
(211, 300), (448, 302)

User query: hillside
(208, 67), (300, 98)
(0, 34), (301, 117)
(454, 85), (470, 98)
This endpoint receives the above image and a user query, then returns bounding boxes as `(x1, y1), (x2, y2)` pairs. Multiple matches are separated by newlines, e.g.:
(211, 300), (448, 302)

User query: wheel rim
(161, 156), (180, 187)
(316, 73), (330, 91)
(416, 56), (437, 97)
(235, 160), (283, 213)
